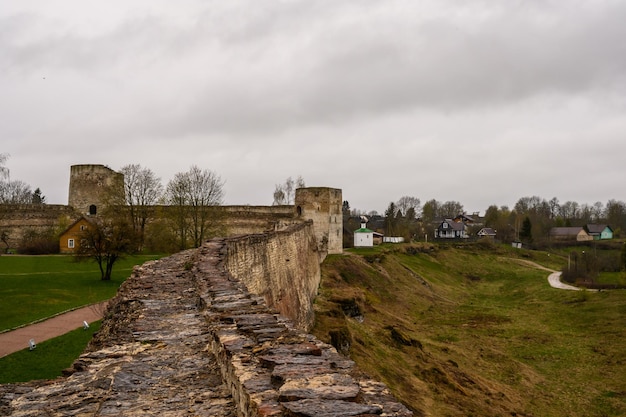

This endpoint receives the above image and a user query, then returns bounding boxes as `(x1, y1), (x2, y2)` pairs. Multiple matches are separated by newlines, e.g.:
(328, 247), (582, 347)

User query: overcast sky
(2, 1), (625, 214)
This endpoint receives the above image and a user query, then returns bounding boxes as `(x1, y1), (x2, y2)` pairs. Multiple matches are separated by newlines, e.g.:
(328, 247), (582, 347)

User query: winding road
(508, 258), (596, 291)
(547, 271), (584, 291)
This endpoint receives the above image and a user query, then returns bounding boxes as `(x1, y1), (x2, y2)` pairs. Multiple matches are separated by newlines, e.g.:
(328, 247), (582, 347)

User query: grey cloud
(160, 1), (626, 137)
(2, 1), (626, 211)
(6, 1), (626, 140)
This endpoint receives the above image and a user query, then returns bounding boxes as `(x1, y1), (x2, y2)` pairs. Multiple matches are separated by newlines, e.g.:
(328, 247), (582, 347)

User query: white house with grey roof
(435, 219), (469, 239)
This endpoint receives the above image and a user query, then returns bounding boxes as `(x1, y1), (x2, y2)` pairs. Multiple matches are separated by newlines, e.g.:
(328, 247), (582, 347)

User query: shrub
(17, 228), (59, 254)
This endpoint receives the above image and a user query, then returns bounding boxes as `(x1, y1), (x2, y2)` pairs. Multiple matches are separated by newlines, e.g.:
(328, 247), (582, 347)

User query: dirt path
(0, 301), (108, 358)
(547, 271), (587, 291)
(504, 258), (593, 291)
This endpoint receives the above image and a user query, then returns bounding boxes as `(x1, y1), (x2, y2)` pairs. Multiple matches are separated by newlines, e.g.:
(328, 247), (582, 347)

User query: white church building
(354, 217), (374, 247)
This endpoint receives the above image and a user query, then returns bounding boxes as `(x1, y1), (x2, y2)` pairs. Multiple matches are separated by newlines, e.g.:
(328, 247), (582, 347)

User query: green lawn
(0, 254), (160, 331)
(0, 321), (102, 383)
(597, 271), (626, 286)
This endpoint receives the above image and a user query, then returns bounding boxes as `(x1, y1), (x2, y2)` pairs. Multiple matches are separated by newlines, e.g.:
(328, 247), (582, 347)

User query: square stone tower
(294, 187), (343, 255)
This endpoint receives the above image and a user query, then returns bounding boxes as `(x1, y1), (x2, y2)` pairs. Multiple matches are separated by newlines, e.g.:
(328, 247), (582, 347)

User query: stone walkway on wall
(1, 249), (236, 416)
(1, 240), (412, 416)
(194, 240), (412, 417)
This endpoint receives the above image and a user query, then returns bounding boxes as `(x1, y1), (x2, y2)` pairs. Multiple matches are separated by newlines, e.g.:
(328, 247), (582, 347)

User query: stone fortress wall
(0, 165), (343, 252)
(225, 221), (322, 331)
(0, 165), (414, 415)
(1, 237), (412, 416)
(0, 204), (77, 247)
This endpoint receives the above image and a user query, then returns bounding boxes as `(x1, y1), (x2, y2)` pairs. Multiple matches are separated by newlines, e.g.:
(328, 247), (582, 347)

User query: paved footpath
(0, 301), (108, 358)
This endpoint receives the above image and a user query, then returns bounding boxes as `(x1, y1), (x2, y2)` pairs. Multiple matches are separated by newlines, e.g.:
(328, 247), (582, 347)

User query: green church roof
(355, 228), (373, 233)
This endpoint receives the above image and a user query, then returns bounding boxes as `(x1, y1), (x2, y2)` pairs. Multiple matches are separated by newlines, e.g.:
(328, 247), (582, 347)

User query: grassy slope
(312, 242), (626, 417)
(0, 255), (160, 331)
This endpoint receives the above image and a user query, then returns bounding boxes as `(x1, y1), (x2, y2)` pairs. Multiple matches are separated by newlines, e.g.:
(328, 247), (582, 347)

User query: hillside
(312, 242), (626, 417)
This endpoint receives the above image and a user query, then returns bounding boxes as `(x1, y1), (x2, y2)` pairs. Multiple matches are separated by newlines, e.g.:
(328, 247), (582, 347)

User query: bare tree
(120, 164), (163, 246)
(75, 216), (139, 281)
(273, 176), (305, 205)
(440, 201), (464, 219)
(165, 166), (225, 249)
(165, 171), (191, 250)
(591, 201), (604, 222)
(548, 197), (560, 219)
(605, 199), (626, 235)
(395, 196), (421, 217)
(0, 153), (8, 180)
(560, 201), (581, 222)
(272, 186), (286, 206)
(0, 180), (32, 204)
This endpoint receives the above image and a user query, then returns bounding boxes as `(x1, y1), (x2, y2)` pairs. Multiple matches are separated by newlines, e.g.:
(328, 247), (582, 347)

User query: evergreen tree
(520, 216), (532, 242)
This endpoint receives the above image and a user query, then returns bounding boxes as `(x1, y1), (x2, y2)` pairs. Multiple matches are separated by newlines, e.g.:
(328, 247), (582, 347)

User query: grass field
(312, 242), (626, 417)
(0, 254), (160, 332)
(0, 321), (102, 383)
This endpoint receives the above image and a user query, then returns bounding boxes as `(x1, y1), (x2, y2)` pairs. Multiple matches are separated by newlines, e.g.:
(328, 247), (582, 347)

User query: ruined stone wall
(216, 205), (297, 236)
(224, 221), (321, 331)
(0, 204), (79, 248)
(0, 204), (297, 251)
(1, 239), (412, 416)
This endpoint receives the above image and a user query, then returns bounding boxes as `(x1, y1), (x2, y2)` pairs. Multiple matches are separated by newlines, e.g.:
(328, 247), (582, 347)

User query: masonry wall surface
(0, 204), (297, 252)
(224, 221), (321, 331)
(295, 188), (343, 256)
(0, 204), (79, 249)
(68, 165), (124, 216)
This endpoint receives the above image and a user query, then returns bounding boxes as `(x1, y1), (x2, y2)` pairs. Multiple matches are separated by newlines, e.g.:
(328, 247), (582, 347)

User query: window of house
(89, 205), (97, 215)
(80, 225), (85, 231)
(68, 239), (75, 249)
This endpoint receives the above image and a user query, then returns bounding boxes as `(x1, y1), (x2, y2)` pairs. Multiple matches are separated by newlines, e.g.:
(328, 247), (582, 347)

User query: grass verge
(0, 254), (160, 331)
(0, 320), (102, 383)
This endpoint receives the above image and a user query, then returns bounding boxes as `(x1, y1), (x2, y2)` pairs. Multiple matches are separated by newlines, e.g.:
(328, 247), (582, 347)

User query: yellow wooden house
(59, 216), (92, 254)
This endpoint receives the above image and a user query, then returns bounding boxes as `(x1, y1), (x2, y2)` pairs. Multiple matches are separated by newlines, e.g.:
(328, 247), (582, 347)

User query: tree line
(0, 154), (46, 204)
(0, 159), (227, 265)
(344, 194), (626, 244)
(61, 164), (226, 280)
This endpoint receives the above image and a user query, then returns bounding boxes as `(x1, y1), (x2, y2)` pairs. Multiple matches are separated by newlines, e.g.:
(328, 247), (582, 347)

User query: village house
(59, 216), (92, 254)
(477, 227), (497, 239)
(453, 213), (480, 225)
(435, 219), (469, 239)
(585, 224), (613, 240)
(549, 227), (593, 242)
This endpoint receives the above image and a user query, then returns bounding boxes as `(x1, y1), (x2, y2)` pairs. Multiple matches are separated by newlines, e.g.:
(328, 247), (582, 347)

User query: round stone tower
(294, 187), (343, 255)
(68, 164), (124, 216)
